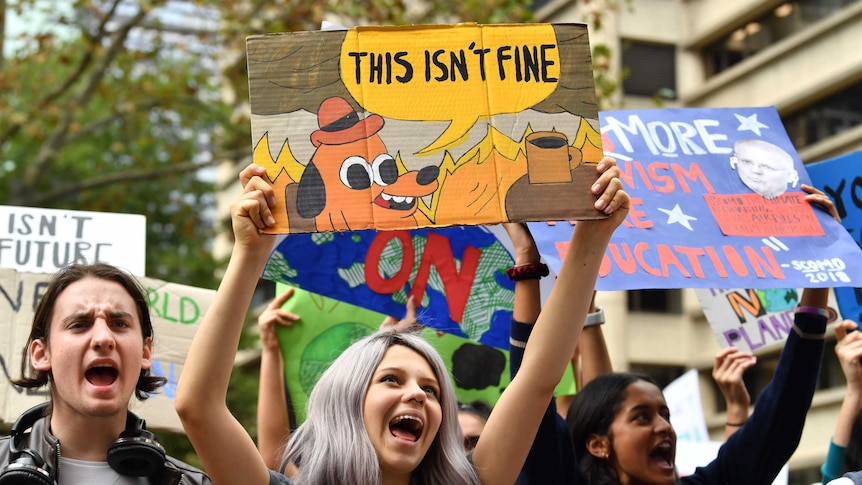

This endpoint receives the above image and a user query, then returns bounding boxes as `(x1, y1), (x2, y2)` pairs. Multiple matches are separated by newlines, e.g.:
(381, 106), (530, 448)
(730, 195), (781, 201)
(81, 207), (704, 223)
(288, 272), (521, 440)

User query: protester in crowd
(562, 183), (836, 485)
(255, 289), (488, 468)
(509, 183), (836, 485)
(255, 287), (497, 471)
(0, 263), (211, 485)
(386, 301), (496, 456)
(566, 287), (827, 485)
(456, 400), (492, 454)
(175, 157), (629, 485)
(712, 346), (756, 439)
(821, 319), (862, 483)
(382, 297), (495, 455)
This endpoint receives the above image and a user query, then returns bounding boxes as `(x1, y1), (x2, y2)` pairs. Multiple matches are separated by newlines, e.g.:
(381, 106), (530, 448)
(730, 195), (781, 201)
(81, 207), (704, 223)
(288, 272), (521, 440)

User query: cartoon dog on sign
(293, 97), (439, 232)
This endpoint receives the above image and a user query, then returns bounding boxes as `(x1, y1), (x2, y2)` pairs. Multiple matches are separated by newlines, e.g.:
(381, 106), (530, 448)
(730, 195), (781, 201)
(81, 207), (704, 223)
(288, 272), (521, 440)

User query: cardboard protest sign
(694, 287), (841, 352)
(806, 150), (862, 323)
(274, 284), (575, 424)
(530, 106), (862, 290)
(0, 205), (146, 276)
(0, 268), (214, 433)
(264, 226), (519, 349)
(246, 23), (607, 234)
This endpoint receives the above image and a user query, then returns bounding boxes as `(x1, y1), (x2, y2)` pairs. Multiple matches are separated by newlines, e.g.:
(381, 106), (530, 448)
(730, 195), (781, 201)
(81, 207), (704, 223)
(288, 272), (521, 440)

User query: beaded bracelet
(506, 262), (550, 281)
(796, 305), (828, 317)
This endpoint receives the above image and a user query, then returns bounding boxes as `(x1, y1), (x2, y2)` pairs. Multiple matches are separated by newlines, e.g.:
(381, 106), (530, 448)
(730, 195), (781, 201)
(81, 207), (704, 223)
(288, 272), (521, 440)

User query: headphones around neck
(0, 403), (166, 485)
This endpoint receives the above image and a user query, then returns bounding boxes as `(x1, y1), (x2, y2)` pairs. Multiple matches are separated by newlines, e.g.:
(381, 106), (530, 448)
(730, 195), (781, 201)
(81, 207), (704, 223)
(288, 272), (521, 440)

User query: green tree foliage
(1, 0), (231, 287)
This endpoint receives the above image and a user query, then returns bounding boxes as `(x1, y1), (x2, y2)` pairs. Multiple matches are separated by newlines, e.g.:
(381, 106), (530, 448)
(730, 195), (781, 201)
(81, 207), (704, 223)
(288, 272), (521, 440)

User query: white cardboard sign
(0, 205), (146, 276)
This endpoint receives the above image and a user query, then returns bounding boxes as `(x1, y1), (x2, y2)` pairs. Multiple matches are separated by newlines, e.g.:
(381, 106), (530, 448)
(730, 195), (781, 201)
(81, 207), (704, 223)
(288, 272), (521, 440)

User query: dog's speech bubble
(340, 24), (559, 155)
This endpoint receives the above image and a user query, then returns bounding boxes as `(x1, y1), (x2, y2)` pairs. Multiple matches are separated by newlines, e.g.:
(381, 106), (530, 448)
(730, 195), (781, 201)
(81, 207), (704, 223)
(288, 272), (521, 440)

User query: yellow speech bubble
(341, 23), (560, 155)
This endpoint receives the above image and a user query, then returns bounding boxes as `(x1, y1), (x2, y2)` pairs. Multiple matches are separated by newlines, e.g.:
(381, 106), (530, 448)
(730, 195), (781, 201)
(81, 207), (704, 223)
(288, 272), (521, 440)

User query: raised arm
(257, 288), (299, 475)
(504, 222), (543, 326)
(822, 320), (862, 483)
(712, 347), (756, 440)
(473, 158), (629, 485)
(695, 183), (837, 484)
(504, 221), (583, 485)
(175, 164), (277, 485)
(577, 291), (613, 390)
(549, 292), (612, 423)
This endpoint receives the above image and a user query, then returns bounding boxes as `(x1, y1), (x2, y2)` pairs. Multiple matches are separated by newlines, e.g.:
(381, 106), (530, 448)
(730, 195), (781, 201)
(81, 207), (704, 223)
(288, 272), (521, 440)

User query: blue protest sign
(531, 106), (862, 290)
(807, 150), (862, 322)
(263, 226), (515, 349)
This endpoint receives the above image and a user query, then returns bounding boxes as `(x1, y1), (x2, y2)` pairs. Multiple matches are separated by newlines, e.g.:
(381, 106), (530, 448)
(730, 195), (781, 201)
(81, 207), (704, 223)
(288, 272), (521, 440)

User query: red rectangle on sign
(704, 192), (823, 237)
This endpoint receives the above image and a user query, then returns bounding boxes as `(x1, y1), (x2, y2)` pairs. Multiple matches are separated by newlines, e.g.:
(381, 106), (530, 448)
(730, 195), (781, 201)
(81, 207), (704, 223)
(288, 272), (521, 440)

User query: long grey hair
(283, 330), (480, 485)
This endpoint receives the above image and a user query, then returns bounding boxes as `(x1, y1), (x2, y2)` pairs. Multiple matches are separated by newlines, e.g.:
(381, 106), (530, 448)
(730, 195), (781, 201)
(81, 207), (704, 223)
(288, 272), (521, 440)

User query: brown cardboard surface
(247, 23), (605, 234)
(0, 268), (214, 433)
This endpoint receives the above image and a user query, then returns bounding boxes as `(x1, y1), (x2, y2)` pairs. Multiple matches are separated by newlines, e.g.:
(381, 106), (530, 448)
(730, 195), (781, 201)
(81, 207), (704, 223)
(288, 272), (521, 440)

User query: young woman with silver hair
(175, 159), (629, 485)
(282, 330), (476, 484)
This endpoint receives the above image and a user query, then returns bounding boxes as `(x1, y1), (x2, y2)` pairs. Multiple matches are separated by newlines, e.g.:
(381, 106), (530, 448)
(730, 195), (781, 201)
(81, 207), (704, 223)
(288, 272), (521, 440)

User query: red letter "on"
(364, 231), (480, 324)
(412, 233), (479, 323)
(365, 231), (414, 293)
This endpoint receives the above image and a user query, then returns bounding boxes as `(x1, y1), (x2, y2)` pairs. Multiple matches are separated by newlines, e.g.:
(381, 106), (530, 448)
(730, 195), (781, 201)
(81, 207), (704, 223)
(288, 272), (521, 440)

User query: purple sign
(531, 106), (862, 290)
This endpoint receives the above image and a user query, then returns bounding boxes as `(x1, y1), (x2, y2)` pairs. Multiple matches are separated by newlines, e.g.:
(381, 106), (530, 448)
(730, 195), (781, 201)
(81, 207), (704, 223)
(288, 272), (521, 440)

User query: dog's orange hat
(310, 97), (384, 147)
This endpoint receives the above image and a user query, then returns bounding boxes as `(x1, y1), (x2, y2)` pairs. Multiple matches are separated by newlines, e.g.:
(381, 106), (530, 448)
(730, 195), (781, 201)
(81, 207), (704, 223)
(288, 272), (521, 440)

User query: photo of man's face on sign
(730, 139), (799, 199)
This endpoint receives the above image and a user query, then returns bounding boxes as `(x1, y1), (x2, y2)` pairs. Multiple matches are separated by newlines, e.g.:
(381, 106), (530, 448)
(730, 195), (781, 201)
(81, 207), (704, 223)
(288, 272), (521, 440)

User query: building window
(621, 40), (677, 99)
(702, 0), (859, 77)
(628, 289), (683, 314)
(783, 81), (862, 149)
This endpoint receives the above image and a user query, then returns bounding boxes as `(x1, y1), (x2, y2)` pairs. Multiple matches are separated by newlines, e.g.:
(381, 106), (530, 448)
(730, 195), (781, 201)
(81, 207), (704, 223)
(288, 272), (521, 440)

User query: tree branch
(62, 95), (217, 146)
(20, 3), (148, 191)
(0, 0), (121, 148)
(17, 159), (219, 207)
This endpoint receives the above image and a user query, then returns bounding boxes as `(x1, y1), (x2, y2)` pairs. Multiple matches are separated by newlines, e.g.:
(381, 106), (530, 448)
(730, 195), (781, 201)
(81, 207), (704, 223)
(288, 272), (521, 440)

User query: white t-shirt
(58, 457), (149, 485)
